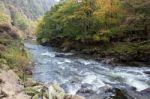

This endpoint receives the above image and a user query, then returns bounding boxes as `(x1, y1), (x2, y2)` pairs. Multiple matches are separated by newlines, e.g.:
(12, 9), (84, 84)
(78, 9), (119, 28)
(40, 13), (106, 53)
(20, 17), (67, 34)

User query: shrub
(0, 12), (11, 24)
(36, 0), (126, 44)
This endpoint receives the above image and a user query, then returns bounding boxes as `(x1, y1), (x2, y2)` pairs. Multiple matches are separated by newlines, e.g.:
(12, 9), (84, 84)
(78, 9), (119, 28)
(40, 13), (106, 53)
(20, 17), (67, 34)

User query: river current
(24, 42), (150, 95)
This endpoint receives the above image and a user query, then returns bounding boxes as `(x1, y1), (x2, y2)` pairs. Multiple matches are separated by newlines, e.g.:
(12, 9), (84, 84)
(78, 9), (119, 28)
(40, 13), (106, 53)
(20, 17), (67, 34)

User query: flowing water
(24, 42), (150, 95)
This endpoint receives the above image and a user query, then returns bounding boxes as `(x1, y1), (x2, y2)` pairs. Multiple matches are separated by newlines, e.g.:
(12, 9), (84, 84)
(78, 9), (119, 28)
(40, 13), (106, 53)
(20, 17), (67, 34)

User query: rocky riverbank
(42, 41), (150, 67)
(1, 18), (150, 99)
(0, 69), (86, 99)
(1, 68), (150, 99)
(24, 41), (150, 99)
(0, 20), (30, 98)
(0, 21), (85, 99)
(0, 67), (84, 99)
(36, 0), (150, 67)
(0, 70), (31, 99)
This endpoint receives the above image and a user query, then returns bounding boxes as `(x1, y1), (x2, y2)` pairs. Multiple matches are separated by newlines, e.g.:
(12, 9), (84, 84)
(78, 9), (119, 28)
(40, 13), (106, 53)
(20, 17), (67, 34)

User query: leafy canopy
(37, 0), (126, 43)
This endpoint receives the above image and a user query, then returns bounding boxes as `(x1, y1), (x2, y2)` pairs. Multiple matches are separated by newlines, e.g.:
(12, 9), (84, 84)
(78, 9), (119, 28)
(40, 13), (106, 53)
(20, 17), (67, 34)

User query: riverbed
(24, 41), (150, 96)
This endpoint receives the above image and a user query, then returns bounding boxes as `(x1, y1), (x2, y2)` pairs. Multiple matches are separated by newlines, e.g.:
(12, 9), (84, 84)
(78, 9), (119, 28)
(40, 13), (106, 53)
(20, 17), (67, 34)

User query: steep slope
(0, 0), (56, 19)
(0, 0), (56, 34)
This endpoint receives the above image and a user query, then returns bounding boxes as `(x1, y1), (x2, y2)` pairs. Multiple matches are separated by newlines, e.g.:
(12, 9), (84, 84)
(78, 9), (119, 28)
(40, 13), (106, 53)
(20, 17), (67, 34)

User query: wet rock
(81, 83), (93, 89)
(101, 58), (116, 64)
(84, 85), (113, 99)
(61, 82), (80, 95)
(77, 83), (95, 97)
(77, 85), (113, 99)
(70, 78), (80, 84)
(77, 89), (95, 96)
(141, 88), (150, 94)
(55, 53), (66, 57)
(70, 50), (76, 53)
(24, 67), (33, 75)
(55, 53), (73, 58)
(108, 87), (150, 99)
(143, 71), (150, 75)
(111, 88), (129, 99)
(61, 84), (72, 94)
(77, 84), (150, 99)
(62, 47), (70, 52)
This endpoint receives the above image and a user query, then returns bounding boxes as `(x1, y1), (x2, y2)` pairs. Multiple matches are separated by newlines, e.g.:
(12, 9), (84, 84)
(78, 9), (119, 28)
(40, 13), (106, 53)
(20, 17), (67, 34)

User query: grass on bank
(0, 37), (31, 79)
(0, 12), (31, 79)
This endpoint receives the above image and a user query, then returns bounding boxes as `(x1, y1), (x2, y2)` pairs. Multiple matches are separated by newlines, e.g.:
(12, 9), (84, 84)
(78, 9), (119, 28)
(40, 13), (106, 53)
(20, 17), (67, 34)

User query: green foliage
(4, 42), (29, 69)
(0, 38), (30, 78)
(36, 0), (150, 64)
(14, 12), (29, 31)
(0, 25), (30, 76)
(37, 0), (126, 44)
(12, 12), (37, 35)
(0, 38), (30, 68)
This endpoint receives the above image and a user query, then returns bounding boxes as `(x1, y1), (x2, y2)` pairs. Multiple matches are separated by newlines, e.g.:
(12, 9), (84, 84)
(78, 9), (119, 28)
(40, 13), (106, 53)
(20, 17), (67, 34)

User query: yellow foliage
(34, 16), (44, 35)
(94, 0), (125, 17)
(0, 12), (11, 24)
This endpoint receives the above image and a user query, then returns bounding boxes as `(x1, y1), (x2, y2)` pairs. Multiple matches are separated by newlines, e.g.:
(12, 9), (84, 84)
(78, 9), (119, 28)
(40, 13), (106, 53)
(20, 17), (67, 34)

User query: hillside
(0, 0), (56, 19)
(36, 0), (150, 65)
(0, 0), (56, 35)
(0, 0), (56, 75)
(1, 1), (150, 99)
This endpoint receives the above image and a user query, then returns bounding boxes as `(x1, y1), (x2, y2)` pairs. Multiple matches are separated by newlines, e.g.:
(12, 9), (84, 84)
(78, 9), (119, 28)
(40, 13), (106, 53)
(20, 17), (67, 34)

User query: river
(24, 41), (150, 96)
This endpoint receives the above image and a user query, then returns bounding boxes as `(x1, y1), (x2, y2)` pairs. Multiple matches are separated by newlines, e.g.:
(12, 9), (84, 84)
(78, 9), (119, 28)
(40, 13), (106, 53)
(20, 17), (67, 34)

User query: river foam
(24, 42), (150, 95)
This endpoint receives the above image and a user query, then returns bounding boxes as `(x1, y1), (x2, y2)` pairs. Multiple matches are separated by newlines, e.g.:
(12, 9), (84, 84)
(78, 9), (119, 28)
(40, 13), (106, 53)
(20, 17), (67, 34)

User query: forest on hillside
(36, 0), (150, 65)
(1, 0), (150, 99)
(0, 0), (56, 35)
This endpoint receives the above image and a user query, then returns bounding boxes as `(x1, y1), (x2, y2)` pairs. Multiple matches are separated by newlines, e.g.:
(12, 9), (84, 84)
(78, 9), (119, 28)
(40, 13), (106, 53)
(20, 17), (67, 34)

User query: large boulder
(0, 70), (31, 99)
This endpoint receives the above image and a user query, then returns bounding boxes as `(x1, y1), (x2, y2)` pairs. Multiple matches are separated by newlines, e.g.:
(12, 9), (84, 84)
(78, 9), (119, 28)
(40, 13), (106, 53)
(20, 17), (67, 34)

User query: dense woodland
(36, 0), (150, 65)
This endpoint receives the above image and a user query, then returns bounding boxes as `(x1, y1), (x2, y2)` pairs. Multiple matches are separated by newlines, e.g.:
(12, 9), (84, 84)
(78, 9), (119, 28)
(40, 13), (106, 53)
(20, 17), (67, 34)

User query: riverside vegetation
(0, 12), (30, 79)
(0, 0), (150, 99)
(36, 0), (150, 65)
(0, 11), (32, 99)
(0, 0), (85, 99)
(0, 0), (51, 99)
(0, 0), (58, 81)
